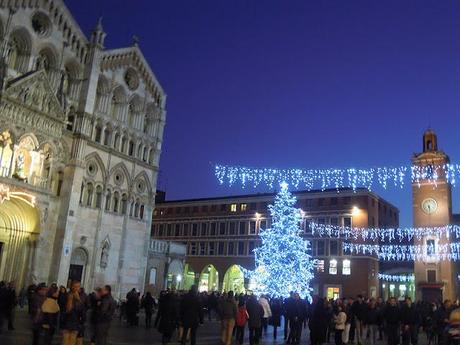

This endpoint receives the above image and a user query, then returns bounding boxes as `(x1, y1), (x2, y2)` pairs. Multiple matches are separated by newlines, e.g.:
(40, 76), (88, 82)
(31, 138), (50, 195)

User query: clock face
(421, 198), (438, 215)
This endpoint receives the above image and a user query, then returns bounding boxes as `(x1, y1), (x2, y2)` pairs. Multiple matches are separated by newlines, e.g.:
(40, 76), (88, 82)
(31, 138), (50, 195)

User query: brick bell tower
(412, 129), (455, 302)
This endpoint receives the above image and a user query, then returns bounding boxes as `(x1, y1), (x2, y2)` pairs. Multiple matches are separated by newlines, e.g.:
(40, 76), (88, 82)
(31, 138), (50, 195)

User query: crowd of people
(0, 280), (116, 345)
(3, 281), (460, 345)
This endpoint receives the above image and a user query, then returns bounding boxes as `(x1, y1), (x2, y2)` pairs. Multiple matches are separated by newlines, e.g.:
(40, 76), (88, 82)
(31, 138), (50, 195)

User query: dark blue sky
(66, 0), (460, 226)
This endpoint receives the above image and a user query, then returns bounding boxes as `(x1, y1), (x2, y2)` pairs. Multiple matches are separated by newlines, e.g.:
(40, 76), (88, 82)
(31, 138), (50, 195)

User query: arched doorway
(198, 264), (219, 292)
(166, 259), (184, 290)
(183, 264), (196, 291)
(223, 265), (245, 294)
(0, 186), (40, 289)
(68, 247), (88, 287)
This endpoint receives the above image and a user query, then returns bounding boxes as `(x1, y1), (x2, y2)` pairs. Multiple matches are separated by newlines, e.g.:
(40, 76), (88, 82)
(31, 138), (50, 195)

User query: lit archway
(166, 259), (184, 290)
(182, 264), (196, 291)
(0, 186), (40, 289)
(223, 265), (245, 294)
(198, 264), (219, 292)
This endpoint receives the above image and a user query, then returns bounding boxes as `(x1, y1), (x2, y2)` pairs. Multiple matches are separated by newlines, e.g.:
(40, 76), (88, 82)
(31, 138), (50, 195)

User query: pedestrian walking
(180, 285), (203, 345)
(384, 297), (401, 345)
(235, 299), (249, 345)
(401, 297), (420, 345)
(157, 291), (178, 345)
(40, 285), (60, 345)
(95, 285), (116, 345)
(31, 283), (48, 345)
(61, 281), (85, 345)
(334, 305), (347, 345)
(246, 294), (264, 345)
(270, 298), (282, 340)
(218, 290), (237, 345)
(258, 295), (272, 336)
(141, 292), (156, 329)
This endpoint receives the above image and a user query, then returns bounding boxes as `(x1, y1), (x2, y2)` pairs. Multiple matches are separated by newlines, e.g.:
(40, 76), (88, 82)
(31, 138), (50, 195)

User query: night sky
(66, 0), (460, 226)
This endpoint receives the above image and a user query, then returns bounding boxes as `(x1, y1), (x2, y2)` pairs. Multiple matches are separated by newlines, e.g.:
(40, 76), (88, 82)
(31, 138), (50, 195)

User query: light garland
(343, 242), (460, 261)
(242, 182), (315, 300)
(309, 223), (459, 242)
(378, 273), (415, 283)
(215, 163), (458, 191)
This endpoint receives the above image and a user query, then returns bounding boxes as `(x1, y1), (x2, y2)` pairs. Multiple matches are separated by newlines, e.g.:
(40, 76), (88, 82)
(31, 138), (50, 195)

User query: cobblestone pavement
(0, 309), (429, 345)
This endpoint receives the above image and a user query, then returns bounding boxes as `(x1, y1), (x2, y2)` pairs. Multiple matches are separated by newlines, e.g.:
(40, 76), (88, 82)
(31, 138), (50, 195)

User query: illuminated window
(240, 203), (247, 211)
(399, 285), (407, 296)
(316, 259), (325, 273)
(230, 204), (237, 212)
(342, 259), (351, 275)
(389, 284), (395, 297)
(326, 287), (340, 300)
(329, 259), (337, 275)
(426, 239), (436, 256)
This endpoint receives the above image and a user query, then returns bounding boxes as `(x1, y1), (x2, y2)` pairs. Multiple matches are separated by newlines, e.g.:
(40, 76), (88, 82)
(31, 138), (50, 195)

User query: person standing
(286, 293), (305, 345)
(95, 285), (116, 345)
(40, 285), (60, 345)
(31, 283), (48, 345)
(334, 305), (347, 345)
(246, 294), (264, 345)
(270, 298), (283, 340)
(258, 295), (272, 336)
(157, 291), (178, 345)
(235, 299), (249, 345)
(401, 297), (420, 345)
(180, 285), (203, 345)
(366, 299), (379, 345)
(61, 281), (85, 345)
(309, 298), (329, 345)
(352, 295), (367, 345)
(125, 288), (139, 326)
(142, 292), (156, 329)
(384, 297), (401, 345)
(4, 281), (17, 330)
(218, 290), (237, 345)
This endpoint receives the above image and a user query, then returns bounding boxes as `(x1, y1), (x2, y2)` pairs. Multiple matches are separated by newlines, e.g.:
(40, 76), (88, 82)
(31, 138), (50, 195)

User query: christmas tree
(249, 182), (315, 300)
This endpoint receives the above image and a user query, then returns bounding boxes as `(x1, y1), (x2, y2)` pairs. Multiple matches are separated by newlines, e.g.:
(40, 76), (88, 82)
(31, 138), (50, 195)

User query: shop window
(326, 287), (340, 300)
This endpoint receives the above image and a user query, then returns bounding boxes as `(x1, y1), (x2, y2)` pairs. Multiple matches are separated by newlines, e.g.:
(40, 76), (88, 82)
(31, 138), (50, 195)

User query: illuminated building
(152, 188), (398, 298)
(0, 1), (165, 297)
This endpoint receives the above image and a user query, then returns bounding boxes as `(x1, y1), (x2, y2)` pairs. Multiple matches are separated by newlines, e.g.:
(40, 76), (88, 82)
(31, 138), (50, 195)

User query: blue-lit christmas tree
(249, 182), (315, 300)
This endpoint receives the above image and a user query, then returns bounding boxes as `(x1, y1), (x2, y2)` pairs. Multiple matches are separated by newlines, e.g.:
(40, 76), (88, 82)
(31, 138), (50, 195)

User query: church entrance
(0, 185), (40, 289)
(68, 248), (88, 287)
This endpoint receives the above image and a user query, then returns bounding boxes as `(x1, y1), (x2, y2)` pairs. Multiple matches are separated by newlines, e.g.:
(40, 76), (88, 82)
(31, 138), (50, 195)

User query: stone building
(0, 0), (166, 297)
(152, 188), (399, 299)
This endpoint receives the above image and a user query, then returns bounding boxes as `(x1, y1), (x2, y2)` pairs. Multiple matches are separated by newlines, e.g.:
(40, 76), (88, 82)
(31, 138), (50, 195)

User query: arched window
(128, 140), (134, 156)
(103, 128), (112, 146)
(137, 144), (142, 159)
(121, 137), (127, 153)
(143, 147), (148, 162)
(8, 28), (32, 73)
(134, 201), (140, 218)
(121, 194), (128, 215)
(79, 182), (84, 204)
(94, 125), (102, 143)
(111, 86), (127, 120)
(129, 200), (135, 217)
(113, 192), (120, 213)
(113, 133), (120, 150)
(140, 205), (145, 220)
(86, 183), (94, 207)
(95, 186), (103, 209)
(148, 148), (155, 165)
(105, 189), (111, 211)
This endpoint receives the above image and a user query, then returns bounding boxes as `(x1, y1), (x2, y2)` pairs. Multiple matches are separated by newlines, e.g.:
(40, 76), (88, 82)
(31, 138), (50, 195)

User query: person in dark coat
(0, 281), (7, 333)
(384, 297), (401, 345)
(95, 285), (116, 345)
(88, 288), (101, 345)
(286, 293), (305, 345)
(270, 298), (283, 340)
(31, 283), (48, 345)
(351, 295), (368, 345)
(4, 281), (17, 330)
(401, 297), (420, 345)
(57, 286), (68, 329)
(436, 300), (453, 345)
(157, 291), (178, 345)
(283, 293), (294, 341)
(125, 288), (139, 326)
(61, 281), (85, 345)
(246, 295), (264, 345)
(141, 292), (156, 329)
(180, 285), (203, 345)
(40, 285), (60, 345)
(309, 298), (329, 345)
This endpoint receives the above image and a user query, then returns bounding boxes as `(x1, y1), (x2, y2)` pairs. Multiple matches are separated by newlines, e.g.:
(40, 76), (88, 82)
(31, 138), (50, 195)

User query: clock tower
(412, 129), (455, 301)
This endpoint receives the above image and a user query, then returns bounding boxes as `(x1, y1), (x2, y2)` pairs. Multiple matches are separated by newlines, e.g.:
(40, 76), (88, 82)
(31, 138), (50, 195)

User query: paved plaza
(0, 308), (434, 345)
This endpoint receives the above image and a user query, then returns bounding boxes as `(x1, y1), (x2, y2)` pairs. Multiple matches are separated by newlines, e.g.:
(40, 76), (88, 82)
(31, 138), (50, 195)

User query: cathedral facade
(0, 0), (166, 297)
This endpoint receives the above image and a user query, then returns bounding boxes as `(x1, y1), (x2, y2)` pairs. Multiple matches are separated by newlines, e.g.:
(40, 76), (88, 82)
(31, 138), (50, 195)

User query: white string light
(343, 242), (460, 261)
(309, 223), (459, 242)
(215, 163), (458, 191)
(378, 273), (415, 282)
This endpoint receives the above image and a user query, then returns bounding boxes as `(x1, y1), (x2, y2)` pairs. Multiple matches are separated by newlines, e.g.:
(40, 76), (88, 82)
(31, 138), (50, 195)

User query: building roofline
(156, 187), (399, 211)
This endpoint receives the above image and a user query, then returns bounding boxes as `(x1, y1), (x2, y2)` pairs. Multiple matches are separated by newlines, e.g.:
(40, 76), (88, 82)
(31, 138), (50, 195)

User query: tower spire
(90, 16), (106, 48)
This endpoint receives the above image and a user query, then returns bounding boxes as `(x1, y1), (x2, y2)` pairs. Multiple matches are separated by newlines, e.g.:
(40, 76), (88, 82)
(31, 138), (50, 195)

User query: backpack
(236, 307), (249, 327)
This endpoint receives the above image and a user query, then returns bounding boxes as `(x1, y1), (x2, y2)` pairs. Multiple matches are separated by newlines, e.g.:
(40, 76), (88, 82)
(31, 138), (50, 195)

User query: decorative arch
(36, 43), (59, 72)
(69, 247), (88, 285)
(84, 152), (107, 182)
(132, 170), (152, 195)
(108, 162), (131, 188)
(198, 264), (219, 292)
(8, 27), (32, 72)
(111, 85), (127, 120)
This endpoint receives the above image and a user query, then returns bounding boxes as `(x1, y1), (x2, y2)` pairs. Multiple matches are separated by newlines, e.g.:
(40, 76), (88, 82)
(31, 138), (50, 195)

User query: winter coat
(61, 294), (85, 331)
(335, 311), (347, 330)
(384, 305), (400, 325)
(180, 291), (203, 328)
(41, 297), (60, 331)
(157, 294), (178, 335)
(365, 306), (379, 325)
(142, 294), (156, 314)
(286, 299), (305, 322)
(270, 300), (283, 327)
(400, 304), (420, 326)
(259, 297), (272, 318)
(97, 294), (116, 324)
(246, 297), (264, 329)
(219, 297), (237, 320)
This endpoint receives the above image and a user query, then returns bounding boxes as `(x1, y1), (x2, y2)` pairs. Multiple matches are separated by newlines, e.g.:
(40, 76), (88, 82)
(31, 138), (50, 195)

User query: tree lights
(378, 273), (415, 282)
(215, 163), (458, 191)
(244, 182), (315, 299)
